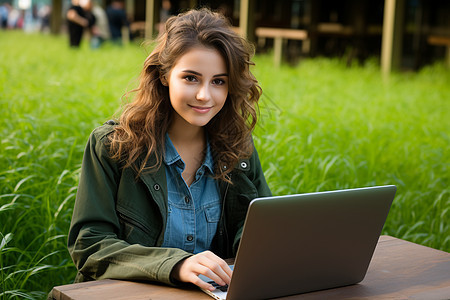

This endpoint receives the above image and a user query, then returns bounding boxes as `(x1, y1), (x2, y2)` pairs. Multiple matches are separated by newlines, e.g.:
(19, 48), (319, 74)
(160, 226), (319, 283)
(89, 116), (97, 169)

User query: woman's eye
(212, 78), (225, 85)
(184, 75), (197, 82)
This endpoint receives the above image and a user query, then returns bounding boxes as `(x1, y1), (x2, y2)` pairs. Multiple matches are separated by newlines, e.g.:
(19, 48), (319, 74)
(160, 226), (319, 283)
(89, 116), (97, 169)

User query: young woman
(68, 8), (271, 292)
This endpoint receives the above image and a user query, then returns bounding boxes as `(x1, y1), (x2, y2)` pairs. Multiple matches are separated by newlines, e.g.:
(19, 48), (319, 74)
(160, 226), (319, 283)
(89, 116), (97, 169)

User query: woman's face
(165, 46), (229, 130)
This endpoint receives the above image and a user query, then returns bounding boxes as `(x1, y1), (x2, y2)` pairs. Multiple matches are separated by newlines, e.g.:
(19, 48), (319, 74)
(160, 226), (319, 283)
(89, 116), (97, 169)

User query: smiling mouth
(189, 105), (212, 113)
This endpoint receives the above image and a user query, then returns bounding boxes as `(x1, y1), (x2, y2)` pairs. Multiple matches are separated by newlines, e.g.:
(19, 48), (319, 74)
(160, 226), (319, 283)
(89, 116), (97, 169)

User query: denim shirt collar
(163, 132), (215, 175)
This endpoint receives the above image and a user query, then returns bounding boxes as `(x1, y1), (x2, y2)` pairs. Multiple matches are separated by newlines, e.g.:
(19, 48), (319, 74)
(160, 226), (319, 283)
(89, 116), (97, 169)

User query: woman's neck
(167, 116), (205, 146)
(167, 117), (207, 186)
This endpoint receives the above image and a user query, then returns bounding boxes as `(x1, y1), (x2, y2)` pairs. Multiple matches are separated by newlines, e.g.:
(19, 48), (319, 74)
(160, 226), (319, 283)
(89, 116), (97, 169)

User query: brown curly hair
(109, 8), (262, 182)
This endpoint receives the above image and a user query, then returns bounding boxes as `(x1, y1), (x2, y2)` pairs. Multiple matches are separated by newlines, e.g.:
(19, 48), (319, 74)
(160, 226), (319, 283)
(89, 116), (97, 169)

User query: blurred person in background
(91, 0), (109, 48)
(6, 4), (21, 28)
(66, 0), (96, 48)
(157, 0), (172, 34)
(106, 0), (128, 45)
(0, 2), (11, 29)
(38, 4), (51, 33)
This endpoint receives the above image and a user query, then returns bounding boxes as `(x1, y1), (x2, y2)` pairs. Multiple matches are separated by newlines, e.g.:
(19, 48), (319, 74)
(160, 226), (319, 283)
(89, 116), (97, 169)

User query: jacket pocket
(117, 207), (159, 246)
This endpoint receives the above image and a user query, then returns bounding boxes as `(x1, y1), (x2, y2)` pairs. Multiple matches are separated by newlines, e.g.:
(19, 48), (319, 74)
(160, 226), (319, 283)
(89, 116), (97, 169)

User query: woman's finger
(190, 273), (216, 291)
(202, 251), (232, 275)
(196, 252), (232, 285)
(192, 263), (226, 286)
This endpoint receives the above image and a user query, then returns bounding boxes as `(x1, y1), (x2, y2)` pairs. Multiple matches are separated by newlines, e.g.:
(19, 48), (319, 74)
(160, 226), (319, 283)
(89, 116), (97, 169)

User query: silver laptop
(199, 185), (397, 300)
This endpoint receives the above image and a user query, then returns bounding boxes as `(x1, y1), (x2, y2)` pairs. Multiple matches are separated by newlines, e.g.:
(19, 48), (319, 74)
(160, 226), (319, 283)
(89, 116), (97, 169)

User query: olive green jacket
(68, 124), (271, 286)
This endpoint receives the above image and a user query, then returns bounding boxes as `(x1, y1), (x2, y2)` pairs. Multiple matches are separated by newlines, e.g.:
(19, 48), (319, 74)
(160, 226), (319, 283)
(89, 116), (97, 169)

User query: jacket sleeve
(67, 126), (192, 285)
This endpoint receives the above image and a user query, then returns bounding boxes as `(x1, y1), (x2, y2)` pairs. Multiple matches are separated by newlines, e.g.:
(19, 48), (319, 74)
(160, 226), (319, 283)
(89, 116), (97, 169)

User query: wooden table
(255, 27), (308, 67)
(51, 236), (450, 299)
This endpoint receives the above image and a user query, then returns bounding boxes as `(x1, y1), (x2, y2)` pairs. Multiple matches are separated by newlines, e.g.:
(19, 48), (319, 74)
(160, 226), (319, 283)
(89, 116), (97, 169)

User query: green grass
(1, 31), (449, 298)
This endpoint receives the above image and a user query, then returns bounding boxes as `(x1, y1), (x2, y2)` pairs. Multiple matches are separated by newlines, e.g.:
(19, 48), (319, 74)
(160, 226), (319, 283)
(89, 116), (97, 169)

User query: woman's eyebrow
(181, 70), (228, 77)
(213, 73), (229, 77)
(182, 70), (201, 76)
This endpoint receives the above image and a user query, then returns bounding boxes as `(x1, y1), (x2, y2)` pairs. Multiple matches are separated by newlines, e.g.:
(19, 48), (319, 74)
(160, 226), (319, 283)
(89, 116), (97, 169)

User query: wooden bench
(427, 35), (450, 67)
(255, 27), (308, 67)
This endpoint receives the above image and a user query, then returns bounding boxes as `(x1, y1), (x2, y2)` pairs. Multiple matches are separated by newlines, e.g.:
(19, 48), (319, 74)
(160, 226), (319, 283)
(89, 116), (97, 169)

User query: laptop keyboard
(208, 281), (229, 292)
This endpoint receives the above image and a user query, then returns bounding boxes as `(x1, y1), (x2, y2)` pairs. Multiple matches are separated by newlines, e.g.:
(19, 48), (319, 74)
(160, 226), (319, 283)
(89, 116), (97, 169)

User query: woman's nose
(196, 83), (211, 101)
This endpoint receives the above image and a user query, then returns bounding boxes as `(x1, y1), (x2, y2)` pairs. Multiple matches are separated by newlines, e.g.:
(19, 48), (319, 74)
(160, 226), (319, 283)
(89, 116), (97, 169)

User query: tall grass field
(1, 31), (449, 298)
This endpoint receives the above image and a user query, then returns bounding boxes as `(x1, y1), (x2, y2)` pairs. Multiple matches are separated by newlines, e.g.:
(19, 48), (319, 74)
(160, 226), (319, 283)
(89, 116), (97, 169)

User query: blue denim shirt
(161, 133), (221, 254)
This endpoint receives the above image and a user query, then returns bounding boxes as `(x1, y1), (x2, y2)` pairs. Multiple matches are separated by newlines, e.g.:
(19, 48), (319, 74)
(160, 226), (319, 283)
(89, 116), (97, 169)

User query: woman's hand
(172, 250), (233, 291)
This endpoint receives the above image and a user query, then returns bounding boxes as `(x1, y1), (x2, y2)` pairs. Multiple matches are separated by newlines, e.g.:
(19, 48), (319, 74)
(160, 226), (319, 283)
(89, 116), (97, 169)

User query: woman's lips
(190, 105), (212, 113)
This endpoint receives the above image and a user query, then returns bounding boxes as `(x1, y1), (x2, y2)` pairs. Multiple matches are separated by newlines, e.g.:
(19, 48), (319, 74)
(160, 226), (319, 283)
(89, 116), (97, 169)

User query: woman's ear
(160, 75), (168, 86)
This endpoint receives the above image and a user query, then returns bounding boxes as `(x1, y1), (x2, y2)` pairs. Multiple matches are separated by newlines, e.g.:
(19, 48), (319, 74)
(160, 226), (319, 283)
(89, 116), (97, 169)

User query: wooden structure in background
(381, 0), (405, 76)
(238, 0), (255, 41)
(50, 0), (62, 34)
(145, 0), (161, 39)
(49, 0), (449, 72)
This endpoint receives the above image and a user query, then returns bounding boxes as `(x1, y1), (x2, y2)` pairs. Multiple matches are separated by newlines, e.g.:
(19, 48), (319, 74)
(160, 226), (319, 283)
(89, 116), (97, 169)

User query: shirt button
(184, 196), (190, 204)
(187, 235), (194, 242)
(153, 184), (160, 191)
